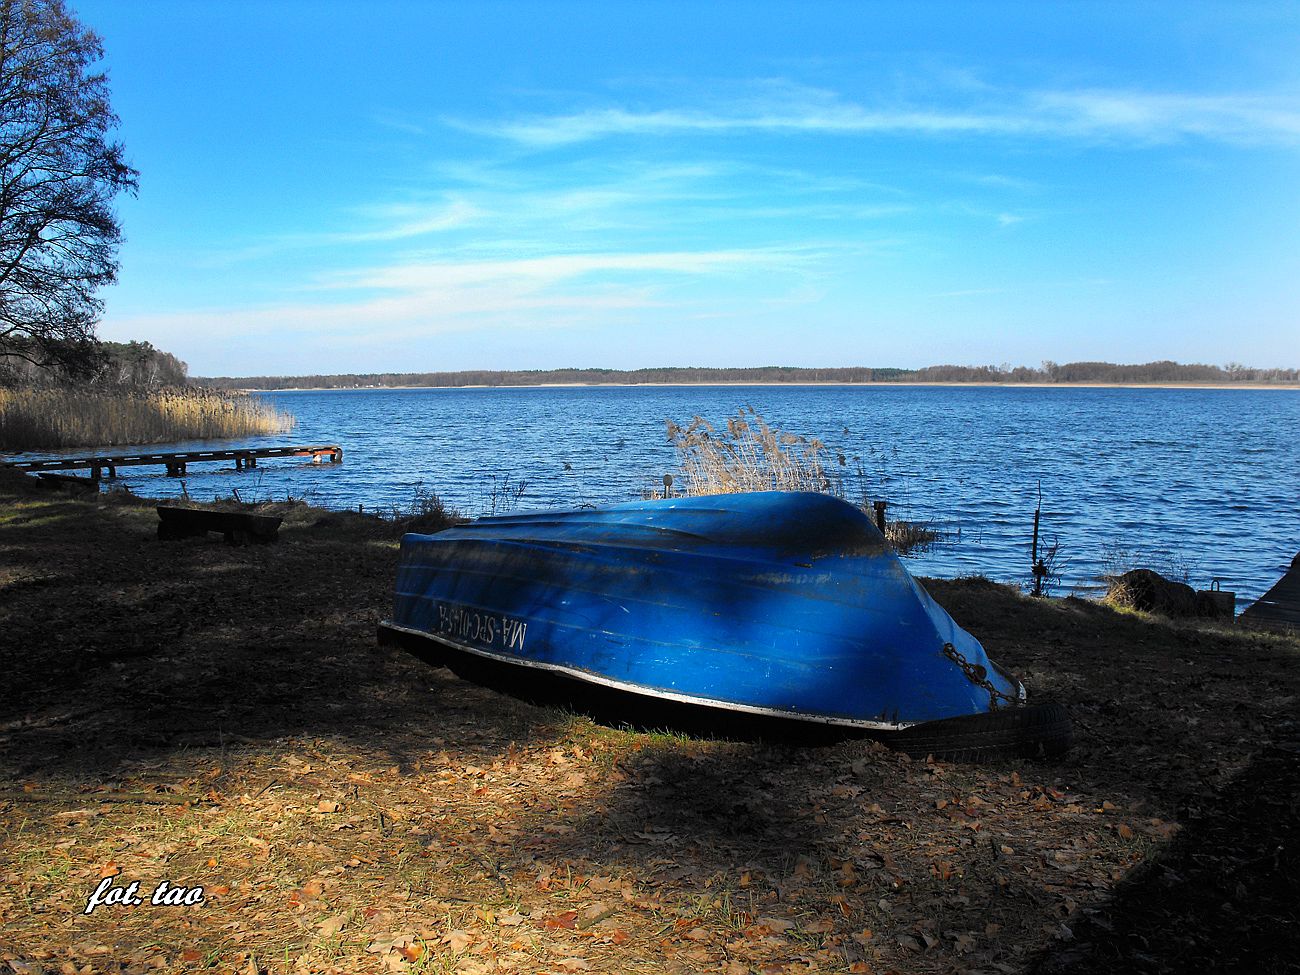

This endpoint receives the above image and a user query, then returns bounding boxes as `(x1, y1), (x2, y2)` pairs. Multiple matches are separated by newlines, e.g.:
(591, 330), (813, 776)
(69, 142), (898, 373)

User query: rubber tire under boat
(882, 702), (1073, 762)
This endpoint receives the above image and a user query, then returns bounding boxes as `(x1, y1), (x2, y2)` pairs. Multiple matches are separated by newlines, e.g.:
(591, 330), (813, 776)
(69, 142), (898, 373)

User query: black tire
(882, 702), (1073, 762)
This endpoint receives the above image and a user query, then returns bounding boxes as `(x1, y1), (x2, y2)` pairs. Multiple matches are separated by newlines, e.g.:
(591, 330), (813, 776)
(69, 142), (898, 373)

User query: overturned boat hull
(380, 492), (1069, 757)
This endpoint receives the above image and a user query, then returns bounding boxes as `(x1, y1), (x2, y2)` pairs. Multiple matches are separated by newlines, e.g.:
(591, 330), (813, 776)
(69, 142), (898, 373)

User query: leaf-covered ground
(1, 474), (1296, 974)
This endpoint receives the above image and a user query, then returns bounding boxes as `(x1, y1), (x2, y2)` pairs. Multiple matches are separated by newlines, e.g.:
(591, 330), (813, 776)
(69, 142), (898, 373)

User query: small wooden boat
(379, 492), (1070, 759)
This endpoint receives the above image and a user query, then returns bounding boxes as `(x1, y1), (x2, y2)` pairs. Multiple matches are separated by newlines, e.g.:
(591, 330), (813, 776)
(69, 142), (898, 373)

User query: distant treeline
(199, 360), (1300, 390)
(1, 340), (188, 388)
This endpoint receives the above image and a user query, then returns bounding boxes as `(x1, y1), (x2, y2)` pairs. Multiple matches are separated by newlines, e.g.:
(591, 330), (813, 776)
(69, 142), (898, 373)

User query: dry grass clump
(884, 518), (939, 553)
(663, 406), (940, 553)
(391, 483), (466, 534)
(666, 406), (831, 496)
(0, 385), (295, 451)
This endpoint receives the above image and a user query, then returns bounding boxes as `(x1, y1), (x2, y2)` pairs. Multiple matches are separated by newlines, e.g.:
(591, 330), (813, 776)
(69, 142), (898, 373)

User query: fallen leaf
(446, 930), (473, 953)
(318, 914), (347, 936)
(398, 943), (424, 962)
(544, 911), (579, 929)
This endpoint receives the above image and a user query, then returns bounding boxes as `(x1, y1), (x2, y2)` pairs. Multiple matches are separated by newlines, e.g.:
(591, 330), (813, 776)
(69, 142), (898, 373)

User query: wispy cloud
(324, 247), (800, 293)
(454, 81), (1300, 148)
(202, 201), (482, 266)
(329, 200), (483, 243)
(116, 245), (822, 356)
(211, 154), (906, 271)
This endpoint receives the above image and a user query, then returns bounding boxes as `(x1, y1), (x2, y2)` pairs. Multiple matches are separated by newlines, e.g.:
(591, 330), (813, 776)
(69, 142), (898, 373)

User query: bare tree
(0, 0), (137, 374)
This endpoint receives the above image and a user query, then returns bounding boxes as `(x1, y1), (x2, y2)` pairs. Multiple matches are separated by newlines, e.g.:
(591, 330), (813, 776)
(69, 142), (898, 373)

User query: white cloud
(201, 201), (481, 266)
(327, 248), (802, 293)
(333, 200), (483, 242)
(105, 246), (816, 358)
(456, 81), (1300, 148)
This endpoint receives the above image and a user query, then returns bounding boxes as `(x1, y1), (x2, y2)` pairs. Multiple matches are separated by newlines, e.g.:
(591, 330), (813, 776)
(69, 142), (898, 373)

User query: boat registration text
(435, 602), (529, 651)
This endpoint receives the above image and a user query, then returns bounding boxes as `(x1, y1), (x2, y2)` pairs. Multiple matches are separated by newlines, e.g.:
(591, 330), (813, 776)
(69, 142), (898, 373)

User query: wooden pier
(1239, 552), (1300, 635)
(4, 444), (342, 480)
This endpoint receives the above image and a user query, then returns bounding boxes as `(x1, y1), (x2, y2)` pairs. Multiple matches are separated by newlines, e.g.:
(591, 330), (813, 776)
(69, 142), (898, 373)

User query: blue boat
(379, 492), (1070, 758)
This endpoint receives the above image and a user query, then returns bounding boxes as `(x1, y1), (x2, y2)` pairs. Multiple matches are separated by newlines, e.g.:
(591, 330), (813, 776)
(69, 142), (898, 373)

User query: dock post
(107, 465), (117, 479)
(873, 500), (887, 535)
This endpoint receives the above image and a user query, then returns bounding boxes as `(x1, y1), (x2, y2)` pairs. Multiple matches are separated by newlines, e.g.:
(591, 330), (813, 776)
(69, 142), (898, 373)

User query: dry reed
(666, 406), (831, 495)
(0, 385), (295, 451)
(664, 406), (940, 554)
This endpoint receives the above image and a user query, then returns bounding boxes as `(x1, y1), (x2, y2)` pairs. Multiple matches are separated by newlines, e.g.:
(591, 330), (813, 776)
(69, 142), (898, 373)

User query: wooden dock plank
(1239, 552), (1300, 634)
(3, 444), (342, 477)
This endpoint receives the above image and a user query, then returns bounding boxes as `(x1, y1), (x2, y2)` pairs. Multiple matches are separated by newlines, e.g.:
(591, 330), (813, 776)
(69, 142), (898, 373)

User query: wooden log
(33, 472), (99, 494)
(156, 505), (282, 545)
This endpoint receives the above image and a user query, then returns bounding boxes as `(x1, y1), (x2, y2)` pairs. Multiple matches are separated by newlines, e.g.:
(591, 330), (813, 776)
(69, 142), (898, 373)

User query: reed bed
(665, 406), (939, 554)
(0, 385), (295, 451)
(666, 405), (832, 495)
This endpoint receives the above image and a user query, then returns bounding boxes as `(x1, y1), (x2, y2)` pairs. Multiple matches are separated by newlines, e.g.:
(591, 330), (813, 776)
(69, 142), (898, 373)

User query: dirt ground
(1, 475), (1297, 975)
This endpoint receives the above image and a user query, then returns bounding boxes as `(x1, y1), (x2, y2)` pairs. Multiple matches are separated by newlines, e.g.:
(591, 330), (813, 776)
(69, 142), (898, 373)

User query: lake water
(20, 385), (1300, 605)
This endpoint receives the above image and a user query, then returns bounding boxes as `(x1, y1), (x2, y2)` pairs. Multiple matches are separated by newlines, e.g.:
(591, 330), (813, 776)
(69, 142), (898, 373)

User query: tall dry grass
(666, 406), (832, 495)
(664, 406), (939, 553)
(0, 386), (295, 451)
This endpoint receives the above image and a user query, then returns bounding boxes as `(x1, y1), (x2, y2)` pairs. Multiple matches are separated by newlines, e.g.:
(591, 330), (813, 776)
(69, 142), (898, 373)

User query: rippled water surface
(21, 385), (1300, 605)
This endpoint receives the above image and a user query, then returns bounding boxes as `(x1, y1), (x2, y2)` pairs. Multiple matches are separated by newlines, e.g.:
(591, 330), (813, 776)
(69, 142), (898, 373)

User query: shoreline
(243, 380), (1300, 393)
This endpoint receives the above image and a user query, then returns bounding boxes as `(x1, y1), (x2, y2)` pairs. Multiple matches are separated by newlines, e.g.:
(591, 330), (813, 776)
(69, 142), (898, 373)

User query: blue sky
(79, 1), (1300, 376)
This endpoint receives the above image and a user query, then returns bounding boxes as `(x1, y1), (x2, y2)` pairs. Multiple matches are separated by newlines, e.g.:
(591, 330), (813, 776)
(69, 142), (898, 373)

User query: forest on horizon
(198, 360), (1300, 390)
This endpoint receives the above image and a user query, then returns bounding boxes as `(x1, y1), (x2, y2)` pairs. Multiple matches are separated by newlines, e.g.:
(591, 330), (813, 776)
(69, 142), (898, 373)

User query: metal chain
(942, 642), (1020, 711)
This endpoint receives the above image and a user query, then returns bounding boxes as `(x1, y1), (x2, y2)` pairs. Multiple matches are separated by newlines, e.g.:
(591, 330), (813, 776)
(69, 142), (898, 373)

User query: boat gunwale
(378, 619), (924, 731)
